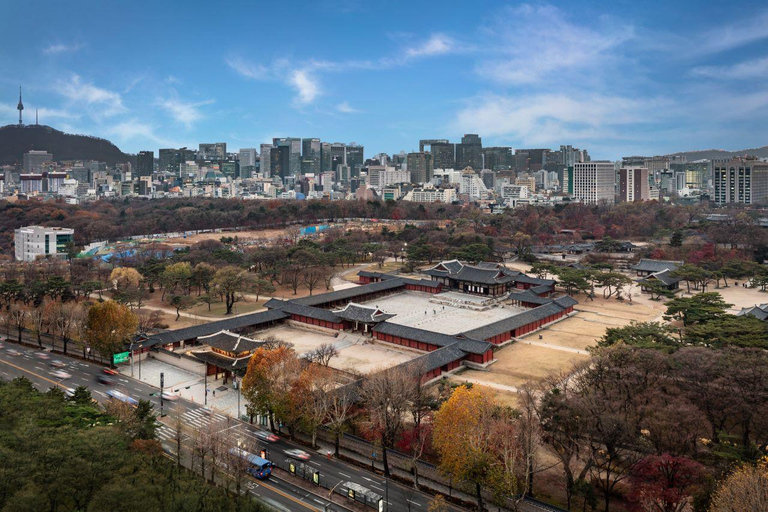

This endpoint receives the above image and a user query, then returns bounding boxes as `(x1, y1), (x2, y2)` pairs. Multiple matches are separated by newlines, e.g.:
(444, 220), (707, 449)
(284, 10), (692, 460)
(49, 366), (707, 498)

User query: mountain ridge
(0, 124), (132, 166)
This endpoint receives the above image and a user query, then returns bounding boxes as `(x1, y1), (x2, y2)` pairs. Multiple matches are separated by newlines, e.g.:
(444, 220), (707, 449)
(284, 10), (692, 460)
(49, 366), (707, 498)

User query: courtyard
(362, 291), (526, 335)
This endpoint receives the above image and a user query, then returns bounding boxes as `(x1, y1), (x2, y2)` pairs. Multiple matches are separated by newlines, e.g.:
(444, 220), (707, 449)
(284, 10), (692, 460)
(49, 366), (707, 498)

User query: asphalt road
(0, 337), (470, 512)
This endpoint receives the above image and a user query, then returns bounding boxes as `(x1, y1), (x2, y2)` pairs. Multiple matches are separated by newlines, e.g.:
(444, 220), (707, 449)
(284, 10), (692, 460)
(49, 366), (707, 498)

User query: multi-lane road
(0, 338), (471, 512)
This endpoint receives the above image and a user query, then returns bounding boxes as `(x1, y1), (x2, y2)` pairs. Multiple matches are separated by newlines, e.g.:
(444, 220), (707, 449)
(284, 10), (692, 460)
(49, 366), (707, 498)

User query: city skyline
(1, 0), (767, 159)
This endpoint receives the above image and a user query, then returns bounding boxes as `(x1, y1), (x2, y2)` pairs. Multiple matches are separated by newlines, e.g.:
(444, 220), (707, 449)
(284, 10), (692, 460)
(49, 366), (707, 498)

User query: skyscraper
(159, 148), (184, 175)
(574, 162), (615, 204)
(302, 138), (321, 174)
(270, 145), (290, 179)
(456, 134), (482, 170)
(619, 168), (650, 202)
(23, 150), (53, 173)
(320, 142), (332, 174)
(136, 151), (155, 178)
(345, 144), (364, 178)
(273, 138), (302, 177)
(198, 143), (227, 161)
(482, 147), (513, 171)
(407, 152), (433, 184)
(419, 140), (455, 169)
(259, 144), (272, 177)
(714, 157), (768, 205)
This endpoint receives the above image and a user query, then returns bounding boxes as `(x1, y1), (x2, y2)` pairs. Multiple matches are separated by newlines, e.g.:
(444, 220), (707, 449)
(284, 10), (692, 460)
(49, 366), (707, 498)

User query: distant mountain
(667, 145), (768, 161)
(0, 124), (133, 166)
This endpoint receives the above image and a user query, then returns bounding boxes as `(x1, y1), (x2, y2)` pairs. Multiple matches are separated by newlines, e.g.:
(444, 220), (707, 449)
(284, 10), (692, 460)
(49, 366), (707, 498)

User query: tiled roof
(145, 309), (289, 347)
(639, 269), (681, 286)
(265, 299), (343, 323)
(461, 301), (568, 340)
(292, 279), (407, 307)
(513, 274), (557, 287)
(372, 322), (491, 355)
(197, 330), (263, 353)
(737, 305), (768, 320)
(189, 349), (252, 371)
(451, 265), (517, 285)
(508, 289), (553, 305)
(333, 303), (395, 323)
(631, 259), (683, 273)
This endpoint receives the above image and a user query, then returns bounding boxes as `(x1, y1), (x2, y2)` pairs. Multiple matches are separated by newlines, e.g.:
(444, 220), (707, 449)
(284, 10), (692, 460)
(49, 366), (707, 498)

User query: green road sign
(313, 472), (319, 485)
(113, 352), (130, 364)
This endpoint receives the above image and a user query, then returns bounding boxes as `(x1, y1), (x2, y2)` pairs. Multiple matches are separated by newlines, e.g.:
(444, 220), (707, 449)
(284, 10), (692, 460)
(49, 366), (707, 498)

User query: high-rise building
(419, 140), (455, 169)
(574, 162), (615, 204)
(259, 144), (273, 177)
(136, 151), (154, 178)
(345, 144), (364, 178)
(619, 168), (650, 202)
(482, 147), (513, 171)
(714, 157), (768, 205)
(23, 150), (53, 173)
(198, 143), (227, 161)
(239, 148), (257, 169)
(302, 138), (321, 174)
(407, 152), (433, 184)
(480, 169), (496, 190)
(456, 134), (482, 170)
(671, 161), (709, 190)
(270, 145), (290, 179)
(273, 138), (301, 177)
(320, 143), (332, 174)
(159, 148), (189, 175)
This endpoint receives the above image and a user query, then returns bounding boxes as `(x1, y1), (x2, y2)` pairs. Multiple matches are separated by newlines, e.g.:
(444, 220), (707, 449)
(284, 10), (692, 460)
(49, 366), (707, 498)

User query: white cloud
(226, 57), (271, 80)
(692, 56), (768, 79)
(336, 101), (362, 114)
(55, 75), (126, 116)
(478, 4), (632, 85)
(454, 92), (665, 146)
(290, 70), (320, 105)
(105, 119), (174, 147)
(42, 42), (83, 55)
(404, 33), (455, 58)
(157, 96), (214, 127)
(696, 9), (768, 55)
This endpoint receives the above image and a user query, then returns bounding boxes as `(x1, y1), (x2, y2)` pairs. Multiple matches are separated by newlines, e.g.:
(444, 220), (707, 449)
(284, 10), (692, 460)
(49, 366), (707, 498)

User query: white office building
(15, 226), (75, 262)
(574, 162), (615, 204)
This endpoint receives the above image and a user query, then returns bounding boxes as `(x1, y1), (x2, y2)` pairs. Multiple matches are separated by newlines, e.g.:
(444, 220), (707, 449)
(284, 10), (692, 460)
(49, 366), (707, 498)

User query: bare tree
(327, 385), (355, 457)
(9, 303), (28, 344)
(361, 366), (416, 477)
(29, 303), (48, 349)
(305, 342), (339, 367)
(259, 335), (294, 351)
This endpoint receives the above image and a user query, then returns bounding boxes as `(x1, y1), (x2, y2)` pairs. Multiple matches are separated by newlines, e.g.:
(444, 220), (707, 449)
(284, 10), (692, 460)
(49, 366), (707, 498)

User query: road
(0, 337), (470, 512)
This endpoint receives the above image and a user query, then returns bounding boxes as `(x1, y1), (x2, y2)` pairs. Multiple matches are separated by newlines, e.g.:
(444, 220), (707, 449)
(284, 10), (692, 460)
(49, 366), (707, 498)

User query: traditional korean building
(190, 330), (265, 383)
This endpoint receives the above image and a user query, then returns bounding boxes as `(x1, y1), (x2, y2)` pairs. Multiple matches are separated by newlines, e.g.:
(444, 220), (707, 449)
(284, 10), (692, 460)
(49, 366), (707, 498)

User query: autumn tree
(85, 300), (139, 359)
(241, 346), (301, 432)
(627, 454), (705, 512)
(709, 459), (768, 512)
(293, 364), (335, 449)
(326, 385), (355, 457)
(109, 267), (142, 290)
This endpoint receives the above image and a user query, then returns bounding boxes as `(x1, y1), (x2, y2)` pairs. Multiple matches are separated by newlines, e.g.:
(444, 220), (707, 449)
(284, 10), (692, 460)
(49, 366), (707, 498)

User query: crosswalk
(157, 424), (177, 442)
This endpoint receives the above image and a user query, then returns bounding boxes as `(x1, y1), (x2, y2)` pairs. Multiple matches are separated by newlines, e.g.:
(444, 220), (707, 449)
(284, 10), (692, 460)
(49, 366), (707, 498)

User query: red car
(103, 368), (119, 375)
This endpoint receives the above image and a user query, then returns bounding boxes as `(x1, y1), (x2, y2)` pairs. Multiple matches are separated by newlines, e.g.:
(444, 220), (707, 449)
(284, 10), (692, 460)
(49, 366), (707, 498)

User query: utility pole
(204, 370), (208, 405)
(160, 372), (165, 417)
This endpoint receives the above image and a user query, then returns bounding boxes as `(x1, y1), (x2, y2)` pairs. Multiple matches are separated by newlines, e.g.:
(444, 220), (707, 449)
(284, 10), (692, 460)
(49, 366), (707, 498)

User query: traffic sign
(113, 351), (130, 364)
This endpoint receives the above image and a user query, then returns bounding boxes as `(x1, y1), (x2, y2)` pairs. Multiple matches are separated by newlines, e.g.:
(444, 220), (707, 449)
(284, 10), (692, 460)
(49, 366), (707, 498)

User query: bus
(106, 389), (139, 407)
(229, 448), (272, 479)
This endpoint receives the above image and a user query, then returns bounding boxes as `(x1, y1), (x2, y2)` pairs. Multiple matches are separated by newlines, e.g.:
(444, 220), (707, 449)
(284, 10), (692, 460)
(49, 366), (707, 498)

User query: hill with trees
(0, 124), (132, 166)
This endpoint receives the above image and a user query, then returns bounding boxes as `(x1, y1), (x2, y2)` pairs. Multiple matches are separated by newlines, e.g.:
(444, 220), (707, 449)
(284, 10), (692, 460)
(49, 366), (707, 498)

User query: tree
(191, 262), (216, 295)
(669, 264), (713, 293)
(684, 315), (768, 349)
(253, 278), (275, 301)
(594, 272), (633, 299)
(69, 385), (93, 405)
(293, 364), (335, 449)
(169, 295), (196, 321)
(211, 266), (257, 315)
(669, 230), (683, 247)
(85, 301), (139, 359)
(433, 385), (498, 509)
(709, 459), (768, 512)
(663, 292), (732, 326)
(161, 262), (193, 298)
(9, 303), (28, 344)
(29, 303), (48, 348)
(599, 321), (679, 351)
(361, 366), (416, 477)
(326, 385), (355, 457)
(241, 346), (301, 433)
(305, 342), (339, 366)
(627, 454), (705, 512)
(109, 267), (142, 290)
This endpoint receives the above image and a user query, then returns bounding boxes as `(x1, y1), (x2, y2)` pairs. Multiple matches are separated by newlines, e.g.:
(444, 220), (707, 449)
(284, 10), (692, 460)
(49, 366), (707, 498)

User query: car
(6, 349), (20, 356)
(51, 370), (72, 380)
(103, 368), (119, 375)
(36, 352), (50, 360)
(160, 391), (178, 401)
(97, 375), (115, 385)
(62, 387), (76, 398)
(50, 360), (67, 368)
(283, 448), (311, 461)
(254, 430), (280, 443)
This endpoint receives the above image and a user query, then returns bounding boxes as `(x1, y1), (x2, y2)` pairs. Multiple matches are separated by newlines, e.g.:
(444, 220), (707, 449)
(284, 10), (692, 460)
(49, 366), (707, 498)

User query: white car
(36, 352), (50, 360)
(284, 448), (311, 461)
(161, 391), (178, 401)
(6, 349), (21, 356)
(51, 370), (72, 380)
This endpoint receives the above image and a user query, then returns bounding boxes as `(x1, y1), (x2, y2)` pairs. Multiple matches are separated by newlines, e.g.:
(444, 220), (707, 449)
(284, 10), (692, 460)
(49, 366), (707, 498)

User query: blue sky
(1, 0), (767, 160)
